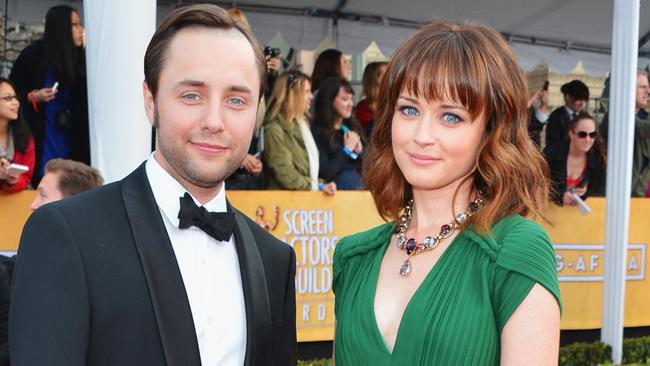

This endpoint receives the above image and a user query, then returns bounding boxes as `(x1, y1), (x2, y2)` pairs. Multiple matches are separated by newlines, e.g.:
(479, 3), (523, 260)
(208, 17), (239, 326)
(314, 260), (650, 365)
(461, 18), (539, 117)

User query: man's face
(144, 27), (260, 191)
(636, 74), (650, 111)
(31, 172), (64, 210)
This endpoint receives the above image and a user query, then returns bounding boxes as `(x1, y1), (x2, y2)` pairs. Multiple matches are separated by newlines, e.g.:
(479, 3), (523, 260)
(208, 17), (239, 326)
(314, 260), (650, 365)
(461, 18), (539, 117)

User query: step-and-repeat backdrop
(2, 191), (649, 341)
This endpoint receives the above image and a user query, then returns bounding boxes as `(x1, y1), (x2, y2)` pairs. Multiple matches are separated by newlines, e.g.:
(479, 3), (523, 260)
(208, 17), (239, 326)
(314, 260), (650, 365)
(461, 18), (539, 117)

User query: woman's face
(298, 80), (313, 114)
(340, 55), (351, 80)
(0, 82), (19, 123)
(391, 91), (485, 192)
(569, 118), (597, 153)
(71, 11), (84, 47)
(332, 86), (354, 119)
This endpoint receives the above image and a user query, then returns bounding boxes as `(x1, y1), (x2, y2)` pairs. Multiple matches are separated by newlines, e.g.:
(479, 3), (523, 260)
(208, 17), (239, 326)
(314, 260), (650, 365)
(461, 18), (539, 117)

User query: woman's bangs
(394, 38), (488, 120)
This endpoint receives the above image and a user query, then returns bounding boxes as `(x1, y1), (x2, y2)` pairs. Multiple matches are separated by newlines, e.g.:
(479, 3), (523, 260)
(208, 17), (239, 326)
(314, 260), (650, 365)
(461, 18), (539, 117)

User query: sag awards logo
(254, 204), (337, 325)
(255, 205), (280, 232)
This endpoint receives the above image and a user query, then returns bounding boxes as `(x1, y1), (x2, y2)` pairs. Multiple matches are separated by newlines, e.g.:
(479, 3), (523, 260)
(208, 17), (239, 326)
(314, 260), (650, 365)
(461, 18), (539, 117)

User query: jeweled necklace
(395, 194), (484, 277)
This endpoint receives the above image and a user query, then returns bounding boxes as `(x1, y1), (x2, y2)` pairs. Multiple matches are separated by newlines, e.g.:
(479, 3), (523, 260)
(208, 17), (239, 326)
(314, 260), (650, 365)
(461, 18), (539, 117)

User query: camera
(264, 46), (281, 58)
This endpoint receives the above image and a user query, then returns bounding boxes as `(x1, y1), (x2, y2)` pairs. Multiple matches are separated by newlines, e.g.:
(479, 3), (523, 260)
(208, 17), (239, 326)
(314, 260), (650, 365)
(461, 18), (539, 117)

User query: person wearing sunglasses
(546, 111), (606, 206)
(0, 77), (35, 193)
(263, 71), (336, 194)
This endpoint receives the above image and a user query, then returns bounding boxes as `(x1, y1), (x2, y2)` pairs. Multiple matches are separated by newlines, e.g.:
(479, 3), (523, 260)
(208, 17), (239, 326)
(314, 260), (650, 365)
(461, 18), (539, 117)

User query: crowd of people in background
(1, 5), (650, 207)
(527, 69), (650, 207)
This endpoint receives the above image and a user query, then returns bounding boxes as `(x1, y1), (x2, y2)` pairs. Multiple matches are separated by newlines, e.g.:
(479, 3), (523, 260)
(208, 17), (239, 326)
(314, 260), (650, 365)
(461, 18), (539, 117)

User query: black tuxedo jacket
(544, 106), (572, 153)
(10, 164), (297, 366)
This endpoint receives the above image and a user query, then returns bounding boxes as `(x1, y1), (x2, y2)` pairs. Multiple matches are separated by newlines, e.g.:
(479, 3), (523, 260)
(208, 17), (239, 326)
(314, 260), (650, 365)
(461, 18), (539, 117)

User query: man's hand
(266, 55), (281, 75)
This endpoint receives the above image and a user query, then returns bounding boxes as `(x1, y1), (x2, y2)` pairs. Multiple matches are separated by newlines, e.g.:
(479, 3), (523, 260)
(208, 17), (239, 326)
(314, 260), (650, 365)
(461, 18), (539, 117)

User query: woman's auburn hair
(363, 20), (549, 234)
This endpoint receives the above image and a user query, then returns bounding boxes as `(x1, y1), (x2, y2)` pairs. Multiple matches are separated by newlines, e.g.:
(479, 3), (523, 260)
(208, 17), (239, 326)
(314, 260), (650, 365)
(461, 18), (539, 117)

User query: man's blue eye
(230, 98), (244, 105)
(183, 93), (199, 101)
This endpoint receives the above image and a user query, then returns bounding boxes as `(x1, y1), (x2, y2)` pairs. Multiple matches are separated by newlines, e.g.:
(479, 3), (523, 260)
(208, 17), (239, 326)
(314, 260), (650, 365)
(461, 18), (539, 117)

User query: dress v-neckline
(369, 229), (466, 356)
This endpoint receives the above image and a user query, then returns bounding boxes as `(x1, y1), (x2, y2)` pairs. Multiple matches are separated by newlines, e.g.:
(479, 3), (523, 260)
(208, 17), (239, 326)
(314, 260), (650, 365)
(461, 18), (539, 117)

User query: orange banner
(3, 191), (650, 340)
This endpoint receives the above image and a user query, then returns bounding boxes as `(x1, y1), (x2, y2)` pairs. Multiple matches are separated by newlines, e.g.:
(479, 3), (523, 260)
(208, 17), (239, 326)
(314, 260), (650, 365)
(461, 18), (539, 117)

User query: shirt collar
(564, 106), (577, 116)
(145, 152), (227, 228)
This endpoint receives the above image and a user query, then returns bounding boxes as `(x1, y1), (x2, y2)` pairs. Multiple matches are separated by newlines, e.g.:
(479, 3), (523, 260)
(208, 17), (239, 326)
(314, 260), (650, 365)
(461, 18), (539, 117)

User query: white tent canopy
(154, 0), (650, 76)
(9, 0), (650, 76)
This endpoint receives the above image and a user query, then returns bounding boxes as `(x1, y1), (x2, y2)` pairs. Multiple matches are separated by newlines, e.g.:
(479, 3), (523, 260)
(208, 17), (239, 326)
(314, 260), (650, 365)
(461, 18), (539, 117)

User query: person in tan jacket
(263, 71), (336, 195)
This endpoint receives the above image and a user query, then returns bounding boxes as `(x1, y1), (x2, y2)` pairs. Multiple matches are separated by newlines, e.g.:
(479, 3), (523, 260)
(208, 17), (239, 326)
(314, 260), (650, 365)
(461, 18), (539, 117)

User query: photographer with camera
(264, 46), (282, 99)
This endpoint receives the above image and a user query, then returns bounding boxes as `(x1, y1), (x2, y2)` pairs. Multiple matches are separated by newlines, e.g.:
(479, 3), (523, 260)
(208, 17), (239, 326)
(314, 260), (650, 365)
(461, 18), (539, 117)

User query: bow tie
(177, 193), (235, 242)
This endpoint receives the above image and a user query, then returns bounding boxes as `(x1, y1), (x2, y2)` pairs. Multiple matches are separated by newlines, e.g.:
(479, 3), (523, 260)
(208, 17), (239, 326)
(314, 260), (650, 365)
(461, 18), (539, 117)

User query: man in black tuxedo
(10, 4), (296, 366)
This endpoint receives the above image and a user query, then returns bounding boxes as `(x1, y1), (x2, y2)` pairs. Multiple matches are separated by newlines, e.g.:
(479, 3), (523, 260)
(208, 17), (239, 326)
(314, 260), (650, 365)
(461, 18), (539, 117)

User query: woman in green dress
(333, 20), (561, 365)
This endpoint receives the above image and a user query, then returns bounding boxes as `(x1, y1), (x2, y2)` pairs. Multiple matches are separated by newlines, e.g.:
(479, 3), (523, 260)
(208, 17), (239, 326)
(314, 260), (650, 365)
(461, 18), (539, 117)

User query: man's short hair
(44, 159), (103, 197)
(144, 4), (267, 101)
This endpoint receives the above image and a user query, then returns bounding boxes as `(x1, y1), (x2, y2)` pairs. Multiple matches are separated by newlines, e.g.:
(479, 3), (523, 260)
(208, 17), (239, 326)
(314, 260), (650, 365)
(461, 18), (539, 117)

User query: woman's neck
(409, 179), (474, 236)
(568, 143), (587, 159)
(333, 117), (343, 129)
(0, 120), (9, 143)
(286, 111), (300, 122)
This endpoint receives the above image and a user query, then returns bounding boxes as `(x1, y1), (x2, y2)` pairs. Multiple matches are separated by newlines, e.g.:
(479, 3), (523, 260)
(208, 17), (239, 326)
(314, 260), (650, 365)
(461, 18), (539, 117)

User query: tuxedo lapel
(230, 203), (272, 366)
(121, 164), (201, 366)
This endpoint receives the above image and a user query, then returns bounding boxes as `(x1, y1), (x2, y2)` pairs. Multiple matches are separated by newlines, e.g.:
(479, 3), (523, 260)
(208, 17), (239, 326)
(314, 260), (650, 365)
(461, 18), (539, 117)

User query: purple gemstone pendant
(395, 194), (483, 278)
(405, 238), (417, 255)
(440, 224), (452, 236)
(399, 259), (412, 277)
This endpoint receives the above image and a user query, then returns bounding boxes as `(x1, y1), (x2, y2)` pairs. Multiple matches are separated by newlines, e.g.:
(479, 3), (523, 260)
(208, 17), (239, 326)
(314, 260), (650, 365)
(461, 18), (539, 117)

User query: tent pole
(602, 0), (640, 363)
(84, 0), (156, 183)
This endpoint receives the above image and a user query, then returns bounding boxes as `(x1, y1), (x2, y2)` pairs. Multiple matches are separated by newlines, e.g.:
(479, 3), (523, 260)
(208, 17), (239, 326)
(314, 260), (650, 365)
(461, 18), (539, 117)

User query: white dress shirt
(146, 154), (247, 365)
(565, 106), (578, 118)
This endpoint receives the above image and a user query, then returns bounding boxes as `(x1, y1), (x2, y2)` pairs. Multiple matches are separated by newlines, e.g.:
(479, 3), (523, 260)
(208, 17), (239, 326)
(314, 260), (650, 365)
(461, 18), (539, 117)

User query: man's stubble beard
(153, 108), (249, 189)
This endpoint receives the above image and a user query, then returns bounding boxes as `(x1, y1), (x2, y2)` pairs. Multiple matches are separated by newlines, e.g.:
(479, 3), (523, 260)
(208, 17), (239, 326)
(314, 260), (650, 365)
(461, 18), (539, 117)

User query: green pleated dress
(333, 214), (561, 366)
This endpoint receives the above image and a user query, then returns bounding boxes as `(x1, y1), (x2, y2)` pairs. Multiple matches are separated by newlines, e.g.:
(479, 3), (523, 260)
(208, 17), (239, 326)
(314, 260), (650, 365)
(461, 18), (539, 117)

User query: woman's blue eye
(230, 98), (244, 105)
(400, 106), (419, 116)
(442, 113), (462, 124)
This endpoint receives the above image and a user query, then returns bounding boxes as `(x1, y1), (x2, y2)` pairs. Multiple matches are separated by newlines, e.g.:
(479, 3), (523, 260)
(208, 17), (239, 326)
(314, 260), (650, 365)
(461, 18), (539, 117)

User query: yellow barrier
(2, 191), (650, 341)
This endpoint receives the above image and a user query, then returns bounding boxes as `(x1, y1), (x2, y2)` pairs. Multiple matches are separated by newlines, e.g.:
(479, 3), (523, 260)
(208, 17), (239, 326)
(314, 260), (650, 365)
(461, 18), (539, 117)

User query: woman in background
(263, 71), (336, 195)
(10, 5), (88, 186)
(333, 20), (560, 365)
(0, 78), (35, 193)
(312, 77), (364, 190)
(546, 112), (606, 206)
(355, 61), (387, 138)
(311, 49), (351, 93)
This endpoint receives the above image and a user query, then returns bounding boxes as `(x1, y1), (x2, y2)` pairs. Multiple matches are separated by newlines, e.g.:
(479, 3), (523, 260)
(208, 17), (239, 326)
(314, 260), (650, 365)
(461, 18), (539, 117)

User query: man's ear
(143, 81), (155, 126)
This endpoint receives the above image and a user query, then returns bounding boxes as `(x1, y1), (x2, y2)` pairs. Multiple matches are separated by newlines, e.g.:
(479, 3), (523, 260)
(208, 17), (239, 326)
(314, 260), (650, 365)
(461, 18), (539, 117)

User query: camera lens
(264, 46), (281, 58)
